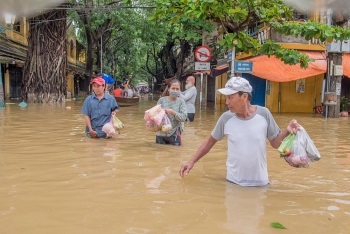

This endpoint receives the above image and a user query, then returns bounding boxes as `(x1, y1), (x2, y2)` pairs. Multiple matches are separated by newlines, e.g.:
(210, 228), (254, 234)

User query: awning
(211, 65), (229, 77)
(245, 51), (327, 82)
(342, 54), (350, 78)
(194, 65), (229, 77)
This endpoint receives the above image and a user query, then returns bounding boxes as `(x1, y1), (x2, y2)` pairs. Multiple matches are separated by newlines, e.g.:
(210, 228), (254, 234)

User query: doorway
(9, 66), (23, 99)
(242, 73), (266, 106)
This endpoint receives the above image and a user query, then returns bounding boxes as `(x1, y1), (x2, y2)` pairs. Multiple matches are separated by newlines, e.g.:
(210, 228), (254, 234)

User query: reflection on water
(0, 97), (349, 233)
(224, 184), (266, 234)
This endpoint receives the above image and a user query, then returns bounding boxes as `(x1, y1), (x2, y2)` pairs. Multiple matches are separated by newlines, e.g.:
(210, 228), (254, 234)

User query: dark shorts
(156, 132), (181, 146)
(187, 113), (195, 122)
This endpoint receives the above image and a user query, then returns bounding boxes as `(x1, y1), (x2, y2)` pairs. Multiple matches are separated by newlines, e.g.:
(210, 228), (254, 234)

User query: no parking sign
(194, 46), (212, 62)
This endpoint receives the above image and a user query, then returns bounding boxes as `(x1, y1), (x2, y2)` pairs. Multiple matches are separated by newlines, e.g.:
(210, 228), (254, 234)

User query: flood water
(0, 95), (349, 234)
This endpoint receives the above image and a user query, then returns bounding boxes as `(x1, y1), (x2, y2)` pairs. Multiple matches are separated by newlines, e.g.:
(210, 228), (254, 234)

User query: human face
(168, 82), (181, 99)
(186, 77), (194, 89)
(185, 82), (192, 90)
(225, 93), (246, 112)
(92, 83), (105, 96)
(169, 82), (181, 92)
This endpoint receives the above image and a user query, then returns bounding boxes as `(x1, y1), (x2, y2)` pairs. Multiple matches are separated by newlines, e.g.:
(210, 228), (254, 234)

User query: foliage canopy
(152, 0), (350, 68)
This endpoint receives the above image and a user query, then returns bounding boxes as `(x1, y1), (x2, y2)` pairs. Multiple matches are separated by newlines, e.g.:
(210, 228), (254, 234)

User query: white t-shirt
(211, 106), (280, 186)
(127, 89), (134, 98)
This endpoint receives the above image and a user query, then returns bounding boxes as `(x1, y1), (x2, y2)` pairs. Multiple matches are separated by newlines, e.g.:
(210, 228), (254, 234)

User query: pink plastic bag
(144, 104), (165, 125)
(144, 113), (152, 121)
(102, 115), (119, 137)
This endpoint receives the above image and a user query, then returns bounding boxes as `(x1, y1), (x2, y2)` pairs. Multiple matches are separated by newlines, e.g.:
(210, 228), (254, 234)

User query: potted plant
(340, 96), (350, 117)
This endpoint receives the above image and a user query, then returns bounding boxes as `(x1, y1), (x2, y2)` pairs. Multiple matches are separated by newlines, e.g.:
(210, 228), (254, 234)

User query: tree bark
(174, 39), (187, 79)
(327, 53), (342, 118)
(22, 9), (67, 103)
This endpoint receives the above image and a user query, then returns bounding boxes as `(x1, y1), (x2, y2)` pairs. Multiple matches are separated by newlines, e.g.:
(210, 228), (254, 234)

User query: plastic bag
(102, 117), (117, 137)
(284, 131), (309, 168)
(144, 113), (152, 121)
(144, 105), (165, 125)
(146, 120), (161, 132)
(160, 114), (172, 133)
(299, 128), (321, 162)
(113, 115), (124, 130)
(278, 134), (295, 157)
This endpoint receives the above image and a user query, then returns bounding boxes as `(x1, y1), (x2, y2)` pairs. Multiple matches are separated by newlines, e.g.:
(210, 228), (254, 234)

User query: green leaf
(270, 222), (287, 229)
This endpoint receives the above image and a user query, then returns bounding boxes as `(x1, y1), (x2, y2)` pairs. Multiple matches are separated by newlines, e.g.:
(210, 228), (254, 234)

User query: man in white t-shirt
(179, 76), (301, 186)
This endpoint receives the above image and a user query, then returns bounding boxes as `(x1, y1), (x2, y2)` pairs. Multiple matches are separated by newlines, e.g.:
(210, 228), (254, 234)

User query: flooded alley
(0, 97), (349, 234)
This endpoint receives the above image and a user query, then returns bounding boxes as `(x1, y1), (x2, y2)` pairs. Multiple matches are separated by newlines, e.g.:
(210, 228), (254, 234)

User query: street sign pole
(194, 46), (211, 111)
(194, 46), (212, 111)
(231, 47), (235, 76)
(200, 71), (203, 111)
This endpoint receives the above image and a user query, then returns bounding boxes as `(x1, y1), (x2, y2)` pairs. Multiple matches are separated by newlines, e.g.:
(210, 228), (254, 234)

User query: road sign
(234, 61), (253, 73)
(195, 62), (210, 71)
(195, 46), (212, 62)
(227, 51), (232, 61)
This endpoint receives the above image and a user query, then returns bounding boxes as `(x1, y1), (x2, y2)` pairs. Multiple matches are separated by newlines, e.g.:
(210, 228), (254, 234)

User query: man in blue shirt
(81, 77), (120, 138)
(101, 73), (115, 94)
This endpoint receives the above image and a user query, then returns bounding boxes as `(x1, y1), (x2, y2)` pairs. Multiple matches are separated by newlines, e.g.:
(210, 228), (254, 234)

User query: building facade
(0, 17), (85, 101)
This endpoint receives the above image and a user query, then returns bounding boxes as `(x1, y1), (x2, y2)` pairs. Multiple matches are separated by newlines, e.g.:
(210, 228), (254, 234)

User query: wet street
(0, 96), (349, 234)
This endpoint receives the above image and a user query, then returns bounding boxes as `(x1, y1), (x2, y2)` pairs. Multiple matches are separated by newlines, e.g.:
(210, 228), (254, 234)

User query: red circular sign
(194, 46), (212, 62)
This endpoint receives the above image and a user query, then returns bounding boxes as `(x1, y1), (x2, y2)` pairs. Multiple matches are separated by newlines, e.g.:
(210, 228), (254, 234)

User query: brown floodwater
(0, 95), (349, 234)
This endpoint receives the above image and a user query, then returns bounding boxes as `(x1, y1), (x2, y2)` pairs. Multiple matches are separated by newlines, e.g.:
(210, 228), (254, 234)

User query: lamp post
(0, 13), (16, 108)
(100, 28), (114, 74)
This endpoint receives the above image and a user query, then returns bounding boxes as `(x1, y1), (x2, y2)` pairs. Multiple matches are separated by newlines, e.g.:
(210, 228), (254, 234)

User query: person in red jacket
(113, 85), (123, 98)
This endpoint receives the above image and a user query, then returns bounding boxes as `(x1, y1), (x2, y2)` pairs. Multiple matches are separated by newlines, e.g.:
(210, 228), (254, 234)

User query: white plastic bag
(284, 127), (321, 168)
(300, 128), (321, 162)
(284, 131), (309, 168)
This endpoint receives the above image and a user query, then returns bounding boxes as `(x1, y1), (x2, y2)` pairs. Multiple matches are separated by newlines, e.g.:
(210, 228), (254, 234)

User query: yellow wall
(66, 74), (74, 96)
(67, 24), (77, 61)
(266, 80), (278, 112)
(266, 74), (324, 113)
(215, 72), (228, 109)
(4, 72), (10, 99)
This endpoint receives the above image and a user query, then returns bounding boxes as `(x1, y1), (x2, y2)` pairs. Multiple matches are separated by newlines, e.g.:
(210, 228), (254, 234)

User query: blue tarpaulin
(102, 73), (115, 85)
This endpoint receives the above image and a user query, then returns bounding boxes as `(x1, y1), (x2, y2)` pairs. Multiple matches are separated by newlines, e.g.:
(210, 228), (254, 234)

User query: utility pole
(324, 9), (343, 118)
(327, 52), (342, 118)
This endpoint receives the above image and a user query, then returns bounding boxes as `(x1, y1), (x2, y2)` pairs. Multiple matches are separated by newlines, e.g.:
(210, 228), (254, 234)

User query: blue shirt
(102, 73), (115, 85)
(81, 93), (120, 138)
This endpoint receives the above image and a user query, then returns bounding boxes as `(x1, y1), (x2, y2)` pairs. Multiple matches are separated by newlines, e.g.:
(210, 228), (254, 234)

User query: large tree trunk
(22, 9), (67, 103)
(175, 39), (186, 79)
